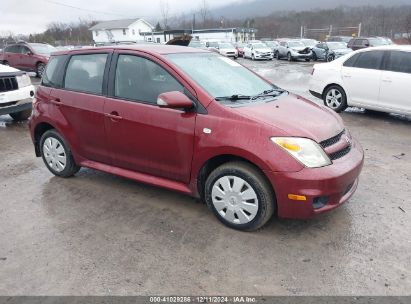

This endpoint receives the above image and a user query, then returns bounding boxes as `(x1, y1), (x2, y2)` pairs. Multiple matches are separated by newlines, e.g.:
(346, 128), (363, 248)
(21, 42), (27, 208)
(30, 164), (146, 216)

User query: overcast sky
(0, 0), (241, 35)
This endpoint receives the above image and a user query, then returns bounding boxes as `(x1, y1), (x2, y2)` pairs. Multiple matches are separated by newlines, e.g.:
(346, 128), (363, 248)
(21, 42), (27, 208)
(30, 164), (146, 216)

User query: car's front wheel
(205, 162), (275, 231)
(287, 52), (293, 61)
(326, 54), (335, 62)
(323, 85), (348, 113)
(40, 130), (80, 177)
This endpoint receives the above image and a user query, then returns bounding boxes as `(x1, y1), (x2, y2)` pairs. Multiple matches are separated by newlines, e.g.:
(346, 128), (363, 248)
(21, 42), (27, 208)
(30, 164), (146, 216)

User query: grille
(320, 130), (345, 148)
(0, 76), (18, 93)
(329, 145), (351, 160)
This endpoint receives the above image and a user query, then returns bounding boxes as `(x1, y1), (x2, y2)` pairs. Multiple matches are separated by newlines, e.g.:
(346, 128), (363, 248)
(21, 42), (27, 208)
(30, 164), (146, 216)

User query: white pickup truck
(0, 64), (35, 121)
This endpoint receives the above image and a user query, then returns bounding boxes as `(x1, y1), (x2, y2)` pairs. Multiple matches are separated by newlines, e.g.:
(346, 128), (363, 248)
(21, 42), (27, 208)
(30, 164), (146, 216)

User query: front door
(341, 50), (384, 107)
(104, 52), (196, 183)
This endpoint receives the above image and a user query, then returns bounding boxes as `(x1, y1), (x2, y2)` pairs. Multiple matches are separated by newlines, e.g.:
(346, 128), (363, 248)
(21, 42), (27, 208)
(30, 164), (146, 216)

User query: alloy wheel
(211, 175), (259, 225)
(325, 88), (343, 109)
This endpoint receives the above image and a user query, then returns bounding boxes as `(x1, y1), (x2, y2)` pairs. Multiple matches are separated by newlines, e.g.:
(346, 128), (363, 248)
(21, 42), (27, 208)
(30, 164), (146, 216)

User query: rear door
(19, 45), (34, 71)
(4, 45), (20, 68)
(341, 50), (384, 107)
(104, 51), (197, 183)
(49, 52), (112, 164)
(379, 50), (411, 114)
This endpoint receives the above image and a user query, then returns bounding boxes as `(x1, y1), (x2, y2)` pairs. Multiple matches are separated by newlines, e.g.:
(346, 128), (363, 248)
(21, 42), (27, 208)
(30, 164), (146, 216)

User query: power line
(42, 0), (131, 18)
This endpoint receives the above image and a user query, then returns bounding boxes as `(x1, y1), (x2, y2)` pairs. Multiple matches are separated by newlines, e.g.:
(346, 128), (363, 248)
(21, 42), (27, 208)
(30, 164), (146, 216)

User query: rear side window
(64, 53), (108, 94)
(343, 53), (360, 67)
(385, 51), (411, 74)
(5, 45), (19, 53)
(353, 39), (363, 46)
(353, 51), (384, 70)
(42, 55), (66, 88)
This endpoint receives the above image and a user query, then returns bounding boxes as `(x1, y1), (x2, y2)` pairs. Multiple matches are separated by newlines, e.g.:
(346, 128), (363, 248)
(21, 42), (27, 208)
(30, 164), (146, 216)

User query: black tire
(327, 54), (335, 62)
(323, 85), (348, 113)
(312, 52), (318, 61)
(252, 54), (255, 61)
(275, 51), (280, 60)
(2, 61), (9, 66)
(205, 161), (276, 231)
(287, 52), (293, 62)
(305, 58), (311, 62)
(10, 109), (31, 121)
(40, 129), (80, 178)
(36, 62), (46, 78)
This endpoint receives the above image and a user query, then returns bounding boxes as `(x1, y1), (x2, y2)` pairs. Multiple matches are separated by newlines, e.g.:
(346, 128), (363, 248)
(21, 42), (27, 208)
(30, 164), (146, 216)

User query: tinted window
(64, 53), (107, 94)
(343, 53), (360, 67)
(353, 39), (363, 46)
(42, 55), (66, 88)
(20, 46), (31, 55)
(353, 51), (384, 70)
(385, 51), (411, 74)
(114, 54), (183, 104)
(5, 45), (19, 53)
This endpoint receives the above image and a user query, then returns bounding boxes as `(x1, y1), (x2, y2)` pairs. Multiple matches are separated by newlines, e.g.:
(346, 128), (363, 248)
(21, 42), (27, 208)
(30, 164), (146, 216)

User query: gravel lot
(0, 58), (410, 296)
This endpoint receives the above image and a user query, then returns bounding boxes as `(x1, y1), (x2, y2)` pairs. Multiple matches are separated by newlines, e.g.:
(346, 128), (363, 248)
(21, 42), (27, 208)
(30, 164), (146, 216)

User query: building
(90, 18), (154, 44)
(141, 28), (258, 44)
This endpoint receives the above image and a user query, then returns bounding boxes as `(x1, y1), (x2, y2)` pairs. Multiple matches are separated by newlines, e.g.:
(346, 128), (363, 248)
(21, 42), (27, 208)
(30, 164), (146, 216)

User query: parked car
(347, 37), (390, 51)
(205, 41), (220, 53)
(235, 42), (246, 57)
(312, 42), (352, 62)
(275, 40), (313, 61)
(309, 45), (411, 115)
(263, 41), (280, 53)
(0, 42), (57, 77)
(29, 45), (364, 231)
(188, 40), (207, 49)
(243, 42), (274, 60)
(327, 36), (352, 44)
(216, 42), (238, 59)
(0, 64), (35, 121)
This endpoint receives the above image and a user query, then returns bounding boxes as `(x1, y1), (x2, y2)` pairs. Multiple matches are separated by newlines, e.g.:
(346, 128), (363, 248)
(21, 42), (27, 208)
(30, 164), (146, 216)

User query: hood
(333, 48), (352, 54)
(255, 48), (272, 53)
(234, 93), (344, 143)
(0, 64), (20, 73)
(220, 48), (236, 52)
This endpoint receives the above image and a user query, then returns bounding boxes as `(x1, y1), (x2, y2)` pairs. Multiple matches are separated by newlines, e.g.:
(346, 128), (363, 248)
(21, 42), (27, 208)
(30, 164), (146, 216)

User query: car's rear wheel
(40, 129), (80, 177)
(10, 109), (31, 121)
(326, 54), (335, 62)
(323, 85), (348, 113)
(36, 62), (46, 78)
(205, 161), (275, 231)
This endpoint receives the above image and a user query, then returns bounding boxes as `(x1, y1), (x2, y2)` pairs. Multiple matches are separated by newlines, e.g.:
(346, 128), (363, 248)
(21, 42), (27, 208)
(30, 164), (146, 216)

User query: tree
(155, 22), (163, 32)
(199, 0), (209, 27)
(160, 0), (170, 30)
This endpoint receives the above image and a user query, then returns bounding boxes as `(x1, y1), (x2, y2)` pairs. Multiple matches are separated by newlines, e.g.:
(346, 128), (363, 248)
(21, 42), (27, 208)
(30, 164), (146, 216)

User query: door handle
(105, 112), (123, 120)
(382, 78), (392, 83)
(342, 74), (352, 78)
(50, 98), (61, 105)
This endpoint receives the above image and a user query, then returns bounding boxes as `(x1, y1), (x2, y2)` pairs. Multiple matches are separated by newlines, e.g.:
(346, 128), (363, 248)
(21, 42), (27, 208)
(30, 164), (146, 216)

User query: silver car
(275, 40), (313, 61)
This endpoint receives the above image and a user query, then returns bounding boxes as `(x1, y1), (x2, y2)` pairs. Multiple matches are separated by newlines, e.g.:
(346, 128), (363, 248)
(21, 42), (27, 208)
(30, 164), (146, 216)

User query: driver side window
(114, 54), (183, 104)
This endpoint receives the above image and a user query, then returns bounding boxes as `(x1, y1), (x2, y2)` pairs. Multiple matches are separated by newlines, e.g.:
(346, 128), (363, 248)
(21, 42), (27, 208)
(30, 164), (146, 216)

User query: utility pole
(358, 23), (362, 37)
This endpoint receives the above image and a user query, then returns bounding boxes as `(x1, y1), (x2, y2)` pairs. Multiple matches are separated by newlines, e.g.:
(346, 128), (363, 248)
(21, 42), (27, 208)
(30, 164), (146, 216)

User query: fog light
(313, 196), (329, 209)
(288, 194), (307, 201)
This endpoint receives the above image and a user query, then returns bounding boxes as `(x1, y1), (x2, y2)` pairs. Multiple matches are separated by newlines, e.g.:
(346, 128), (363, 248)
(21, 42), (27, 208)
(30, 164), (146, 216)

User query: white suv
(309, 45), (411, 115)
(0, 64), (34, 121)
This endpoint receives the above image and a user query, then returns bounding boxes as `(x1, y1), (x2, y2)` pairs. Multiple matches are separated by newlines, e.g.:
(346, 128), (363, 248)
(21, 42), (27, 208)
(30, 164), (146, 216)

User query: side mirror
(364, 43), (370, 47)
(157, 91), (193, 110)
(27, 51), (33, 56)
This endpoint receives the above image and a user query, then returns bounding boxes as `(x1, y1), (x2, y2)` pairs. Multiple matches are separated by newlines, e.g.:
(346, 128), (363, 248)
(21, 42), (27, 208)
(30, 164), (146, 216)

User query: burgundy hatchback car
(29, 45), (364, 231)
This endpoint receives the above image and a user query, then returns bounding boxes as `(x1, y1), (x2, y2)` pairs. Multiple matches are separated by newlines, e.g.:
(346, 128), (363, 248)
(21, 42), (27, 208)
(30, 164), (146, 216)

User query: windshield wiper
(215, 95), (252, 102)
(251, 88), (286, 100)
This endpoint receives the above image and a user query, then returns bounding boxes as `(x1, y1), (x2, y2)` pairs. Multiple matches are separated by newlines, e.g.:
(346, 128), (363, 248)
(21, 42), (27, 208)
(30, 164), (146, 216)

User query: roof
(52, 44), (210, 56)
(90, 18), (142, 30)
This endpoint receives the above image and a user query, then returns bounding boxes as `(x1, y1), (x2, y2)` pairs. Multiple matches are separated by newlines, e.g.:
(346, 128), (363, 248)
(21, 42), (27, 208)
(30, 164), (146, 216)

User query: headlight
(255, 51), (261, 54)
(16, 74), (32, 88)
(271, 137), (331, 168)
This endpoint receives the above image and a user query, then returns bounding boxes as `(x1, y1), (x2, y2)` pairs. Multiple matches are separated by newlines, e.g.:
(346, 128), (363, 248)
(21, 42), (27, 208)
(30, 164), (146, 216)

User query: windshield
(264, 41), (276, 47)
(166, 53), (276, 103)
(219, 43), (234, 48)
(189, 41), (205, 48)
(288, 41), (305, 48)
(207, 42), (219, 48)
(369, 38), (388, 46)
(29, 43), (57, 55)
(252, 43), (267, 49)
(301, 40), (316, 47)
(327, 42), (347, 50)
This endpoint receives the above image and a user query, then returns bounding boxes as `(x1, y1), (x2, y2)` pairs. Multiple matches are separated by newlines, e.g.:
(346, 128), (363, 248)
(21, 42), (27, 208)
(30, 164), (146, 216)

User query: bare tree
(199, 0), (209, 27)
(160, 0), (170, 30)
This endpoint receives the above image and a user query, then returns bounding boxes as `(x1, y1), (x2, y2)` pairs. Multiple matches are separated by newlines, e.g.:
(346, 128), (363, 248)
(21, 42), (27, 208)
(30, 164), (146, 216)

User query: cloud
(0, 0), (238, 34)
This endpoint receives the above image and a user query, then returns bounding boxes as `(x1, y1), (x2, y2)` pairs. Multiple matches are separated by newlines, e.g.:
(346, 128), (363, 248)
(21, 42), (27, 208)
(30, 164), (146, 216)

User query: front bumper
(264, 138), (364, 219)
(254, 53), (273, 60)
(0, 98), (32, 115)
(291, 52), (313, 60)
